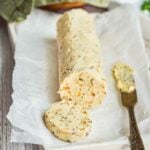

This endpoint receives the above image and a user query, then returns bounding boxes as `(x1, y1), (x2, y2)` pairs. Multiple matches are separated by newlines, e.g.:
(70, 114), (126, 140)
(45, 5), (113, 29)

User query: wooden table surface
(0, 18), (44, 150)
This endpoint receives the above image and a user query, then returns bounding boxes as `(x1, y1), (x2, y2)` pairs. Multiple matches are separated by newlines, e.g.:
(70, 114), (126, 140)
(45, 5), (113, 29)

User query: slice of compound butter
(113, 63), (135, 93)
(57, 9), (106, 109)
(44, 101), (92, 142)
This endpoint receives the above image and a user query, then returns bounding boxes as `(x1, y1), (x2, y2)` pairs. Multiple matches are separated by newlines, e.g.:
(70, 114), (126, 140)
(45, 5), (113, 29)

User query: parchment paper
(7, 5), (150, 150)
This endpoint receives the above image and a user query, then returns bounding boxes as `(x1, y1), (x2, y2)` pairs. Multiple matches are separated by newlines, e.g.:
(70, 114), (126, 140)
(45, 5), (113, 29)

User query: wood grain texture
(0, 18), (44, 150)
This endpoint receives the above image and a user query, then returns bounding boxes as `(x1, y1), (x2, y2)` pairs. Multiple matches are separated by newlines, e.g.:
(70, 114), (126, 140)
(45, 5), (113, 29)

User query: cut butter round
(44, 101), (92, 142)
(57, 9), (106, 109)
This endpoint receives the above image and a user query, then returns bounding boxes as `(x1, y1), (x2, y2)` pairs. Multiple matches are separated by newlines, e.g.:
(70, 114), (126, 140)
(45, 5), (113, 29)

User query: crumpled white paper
(112, 0), (142, 4)
(7, 5), (150, 150)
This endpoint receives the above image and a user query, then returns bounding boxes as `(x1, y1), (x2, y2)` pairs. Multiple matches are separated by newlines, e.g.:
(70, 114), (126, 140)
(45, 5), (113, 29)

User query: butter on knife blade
(112, 63), (135, 93)
(112, 62), (137, 107)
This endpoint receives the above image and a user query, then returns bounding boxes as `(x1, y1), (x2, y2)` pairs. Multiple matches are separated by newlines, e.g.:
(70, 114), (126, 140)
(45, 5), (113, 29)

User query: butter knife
(121, 91), (145, 150)
(113, 63), (145, 150)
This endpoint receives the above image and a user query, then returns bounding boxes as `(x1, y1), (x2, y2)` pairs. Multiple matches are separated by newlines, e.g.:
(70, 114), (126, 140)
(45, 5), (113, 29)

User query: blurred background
(0, 0), (149, 23)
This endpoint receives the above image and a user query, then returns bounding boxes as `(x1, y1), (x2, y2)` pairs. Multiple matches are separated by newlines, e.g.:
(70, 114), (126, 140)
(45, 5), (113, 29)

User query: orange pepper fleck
(63, 86), (70, 90)
(77, 91), (81, 96)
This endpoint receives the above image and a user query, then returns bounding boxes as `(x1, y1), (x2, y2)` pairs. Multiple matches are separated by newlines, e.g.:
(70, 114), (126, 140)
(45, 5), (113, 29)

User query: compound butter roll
(44, 101), (91, 142)
(57, 9), (106, 109)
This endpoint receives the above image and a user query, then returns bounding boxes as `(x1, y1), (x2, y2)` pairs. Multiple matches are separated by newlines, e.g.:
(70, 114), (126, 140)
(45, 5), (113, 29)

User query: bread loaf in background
(57, 9), (106, 109)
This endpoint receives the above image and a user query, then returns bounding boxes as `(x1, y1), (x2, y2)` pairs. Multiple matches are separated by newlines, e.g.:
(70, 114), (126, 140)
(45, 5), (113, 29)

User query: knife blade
(121, 90), (137, 108)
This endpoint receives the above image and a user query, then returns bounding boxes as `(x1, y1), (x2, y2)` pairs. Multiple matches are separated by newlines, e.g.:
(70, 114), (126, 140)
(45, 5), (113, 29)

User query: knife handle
(128, 107), (145, 150)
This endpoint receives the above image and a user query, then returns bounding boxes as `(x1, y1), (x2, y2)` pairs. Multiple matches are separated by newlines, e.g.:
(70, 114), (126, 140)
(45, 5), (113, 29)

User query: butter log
(57, 9), (106, 109)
